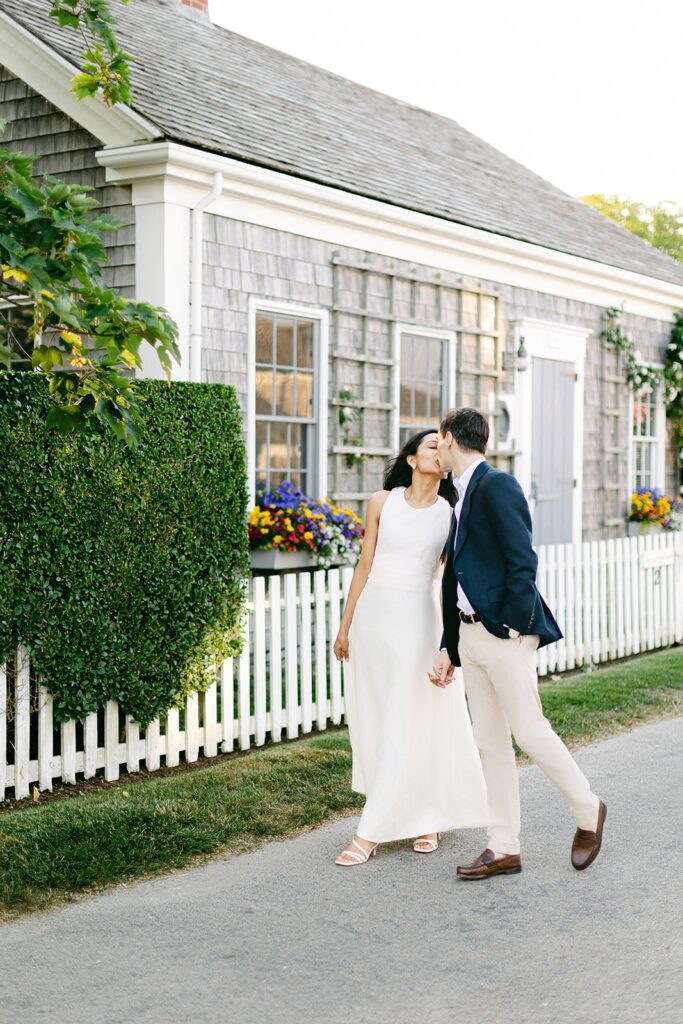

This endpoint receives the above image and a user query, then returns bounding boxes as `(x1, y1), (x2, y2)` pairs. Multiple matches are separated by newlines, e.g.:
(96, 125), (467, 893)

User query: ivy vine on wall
(338, 389), (364, 468)
(601, 306), (683, 481)
(666, 312), (683, 469)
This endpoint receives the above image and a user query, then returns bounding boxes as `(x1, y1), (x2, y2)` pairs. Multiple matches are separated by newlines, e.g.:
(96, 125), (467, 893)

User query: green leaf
(71, 73), (99, 101)
(46, 405), (84, 434)
(54, 10), (80, 28)
(0, 342), (12, 368)
(32, 345), (64, 371)
(6, 182), (43, 222)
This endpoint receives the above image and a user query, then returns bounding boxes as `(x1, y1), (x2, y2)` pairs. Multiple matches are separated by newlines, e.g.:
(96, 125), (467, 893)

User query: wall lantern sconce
(502, 335), (529, 373)
(515, 335), (529, 372)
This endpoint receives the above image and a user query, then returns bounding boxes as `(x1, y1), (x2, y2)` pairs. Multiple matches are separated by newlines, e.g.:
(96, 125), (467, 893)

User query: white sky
(209, 0), (683, 206)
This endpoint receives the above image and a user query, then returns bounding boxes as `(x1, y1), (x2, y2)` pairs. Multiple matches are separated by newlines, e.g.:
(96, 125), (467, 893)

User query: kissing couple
(333, 407), (606, 878)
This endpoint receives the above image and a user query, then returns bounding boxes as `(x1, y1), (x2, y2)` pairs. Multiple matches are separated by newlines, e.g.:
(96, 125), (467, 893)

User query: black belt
(458, 611), (481, 624)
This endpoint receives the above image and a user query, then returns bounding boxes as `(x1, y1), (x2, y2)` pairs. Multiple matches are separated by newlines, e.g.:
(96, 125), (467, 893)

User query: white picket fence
(535, 532), (681, 676)
(1, 533), (681, 800)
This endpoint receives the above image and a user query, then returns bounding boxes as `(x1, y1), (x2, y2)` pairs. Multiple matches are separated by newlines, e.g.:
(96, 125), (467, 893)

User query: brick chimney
(181, 0), (209, 11)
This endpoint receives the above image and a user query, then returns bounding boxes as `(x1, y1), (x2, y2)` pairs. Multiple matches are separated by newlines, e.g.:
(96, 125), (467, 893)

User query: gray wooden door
(531, 357), (575, 545)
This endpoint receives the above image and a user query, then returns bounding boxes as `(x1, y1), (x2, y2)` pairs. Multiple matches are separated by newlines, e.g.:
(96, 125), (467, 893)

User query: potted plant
(249, 482), (363, 571)
(627, 488), (683, 536)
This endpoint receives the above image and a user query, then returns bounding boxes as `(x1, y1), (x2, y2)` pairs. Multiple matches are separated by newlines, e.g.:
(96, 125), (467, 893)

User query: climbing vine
(602, 306), (683, 482)
(665, 313), (683, 466)
(601, 306), (663, 391)
(338, 389), (364, 468)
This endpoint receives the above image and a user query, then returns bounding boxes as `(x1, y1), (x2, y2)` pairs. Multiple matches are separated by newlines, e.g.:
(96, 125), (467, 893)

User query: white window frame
(512, 318), (590, 545)
(391, 323), (456, 449)
(627, 365), (666, 499)
(247, 298), (329, 506)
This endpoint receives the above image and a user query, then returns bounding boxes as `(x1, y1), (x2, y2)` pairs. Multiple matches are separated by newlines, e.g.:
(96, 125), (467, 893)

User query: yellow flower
(303, 531), (313, 540)
(1, 265), (28, 284)
(273, 535), (282, 545)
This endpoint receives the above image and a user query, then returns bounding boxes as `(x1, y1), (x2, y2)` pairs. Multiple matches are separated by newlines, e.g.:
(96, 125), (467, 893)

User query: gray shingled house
(1, 0), (682, 544)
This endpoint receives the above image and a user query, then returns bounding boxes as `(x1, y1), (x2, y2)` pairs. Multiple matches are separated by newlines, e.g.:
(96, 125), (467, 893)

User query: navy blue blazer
(440, 461), (562, 667)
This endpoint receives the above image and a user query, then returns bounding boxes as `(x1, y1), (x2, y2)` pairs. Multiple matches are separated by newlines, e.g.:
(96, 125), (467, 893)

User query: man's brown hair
(439, 407), (489, 454)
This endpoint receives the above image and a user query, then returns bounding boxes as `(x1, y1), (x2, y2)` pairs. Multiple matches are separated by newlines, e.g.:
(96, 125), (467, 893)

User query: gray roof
(3, 0), (683, 287)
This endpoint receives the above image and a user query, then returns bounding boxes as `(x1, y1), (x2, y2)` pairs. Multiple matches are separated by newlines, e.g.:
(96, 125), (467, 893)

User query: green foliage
(49, 0), (132, 106)
(582, 193), (683, 263)
(601, 306), (664, 392)
(0, 373), (249, 725)
(666, 313), (683, 477)
(602, 306), (683, 484)
(666, 312), (683, 420)
(0, 125), (179, 443)
(337, 389), (364, 468)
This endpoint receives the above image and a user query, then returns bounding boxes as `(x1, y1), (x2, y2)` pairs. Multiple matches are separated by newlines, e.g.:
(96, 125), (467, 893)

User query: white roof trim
(0, 10), (160, 146)
(97, 141), (683, 320)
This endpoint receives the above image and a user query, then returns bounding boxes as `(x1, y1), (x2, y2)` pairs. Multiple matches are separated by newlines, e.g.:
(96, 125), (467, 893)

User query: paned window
(254, 311), (318, 497)
(631, 385), (663, 491)
(398, 331), (451, 445)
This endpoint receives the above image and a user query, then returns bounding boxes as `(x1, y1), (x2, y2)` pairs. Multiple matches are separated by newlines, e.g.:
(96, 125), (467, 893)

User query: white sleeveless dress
(344, 486), (488, 843)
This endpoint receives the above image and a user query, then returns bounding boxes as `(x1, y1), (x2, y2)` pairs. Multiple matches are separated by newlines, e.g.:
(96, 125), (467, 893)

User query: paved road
(1, 718), (681, 1024)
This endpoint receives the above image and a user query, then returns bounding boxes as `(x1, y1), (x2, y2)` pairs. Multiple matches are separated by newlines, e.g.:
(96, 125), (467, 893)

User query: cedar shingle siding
(202, 216), (678, 537)
(0, 66), (135, 294)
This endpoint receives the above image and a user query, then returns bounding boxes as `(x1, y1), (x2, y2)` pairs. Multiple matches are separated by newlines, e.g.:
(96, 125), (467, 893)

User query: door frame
(512, 318), (591, 545)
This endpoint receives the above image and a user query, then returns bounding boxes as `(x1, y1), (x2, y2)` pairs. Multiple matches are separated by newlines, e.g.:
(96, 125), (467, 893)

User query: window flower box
(249, 548), (317, 571)
(627, 488), (683, 535)
(248, 481), (363, 572)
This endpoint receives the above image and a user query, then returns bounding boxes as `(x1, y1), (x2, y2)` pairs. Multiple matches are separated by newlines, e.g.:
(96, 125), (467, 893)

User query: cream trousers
(459, 621), (599, 855)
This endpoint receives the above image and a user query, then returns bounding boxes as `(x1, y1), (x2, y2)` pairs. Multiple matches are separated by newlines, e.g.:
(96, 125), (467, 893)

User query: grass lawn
(1, 646), (681, 921)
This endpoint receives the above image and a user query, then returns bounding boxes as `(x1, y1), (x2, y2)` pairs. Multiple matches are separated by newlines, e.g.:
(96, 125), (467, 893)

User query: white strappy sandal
(413, 832), (442, 854)
(335, 837), (378, 867)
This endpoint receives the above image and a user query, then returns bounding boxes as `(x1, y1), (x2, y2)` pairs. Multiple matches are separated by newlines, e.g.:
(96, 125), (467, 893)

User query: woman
(333, 429), (487, 866)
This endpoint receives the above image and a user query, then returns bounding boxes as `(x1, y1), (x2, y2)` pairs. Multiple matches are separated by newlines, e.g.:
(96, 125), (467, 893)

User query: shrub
(0, 373), (249, 724)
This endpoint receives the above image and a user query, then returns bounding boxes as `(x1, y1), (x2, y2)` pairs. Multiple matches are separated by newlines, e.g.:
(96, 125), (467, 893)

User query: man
(431, 407), (606, 879)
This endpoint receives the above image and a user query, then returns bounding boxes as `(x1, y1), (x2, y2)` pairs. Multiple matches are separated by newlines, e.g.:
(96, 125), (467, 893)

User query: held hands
(428, 649), (454, 688)
(333, 631), (350, 661)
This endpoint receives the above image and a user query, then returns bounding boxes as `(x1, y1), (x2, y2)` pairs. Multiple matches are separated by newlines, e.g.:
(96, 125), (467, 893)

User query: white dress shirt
(453, 457), (486, 614)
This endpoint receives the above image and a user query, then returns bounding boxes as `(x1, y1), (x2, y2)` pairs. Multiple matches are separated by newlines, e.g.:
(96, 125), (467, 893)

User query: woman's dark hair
(439, 407), (489, 454)
(383, 428), (457, 506)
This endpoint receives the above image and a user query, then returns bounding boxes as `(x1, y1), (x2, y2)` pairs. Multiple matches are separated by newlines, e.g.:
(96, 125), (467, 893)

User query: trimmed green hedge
(0, 373), (248, 724)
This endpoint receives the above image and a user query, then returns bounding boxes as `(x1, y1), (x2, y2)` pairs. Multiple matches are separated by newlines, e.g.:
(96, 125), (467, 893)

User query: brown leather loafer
(456, 848), (522, 880)
(571, 800), (607, 871)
